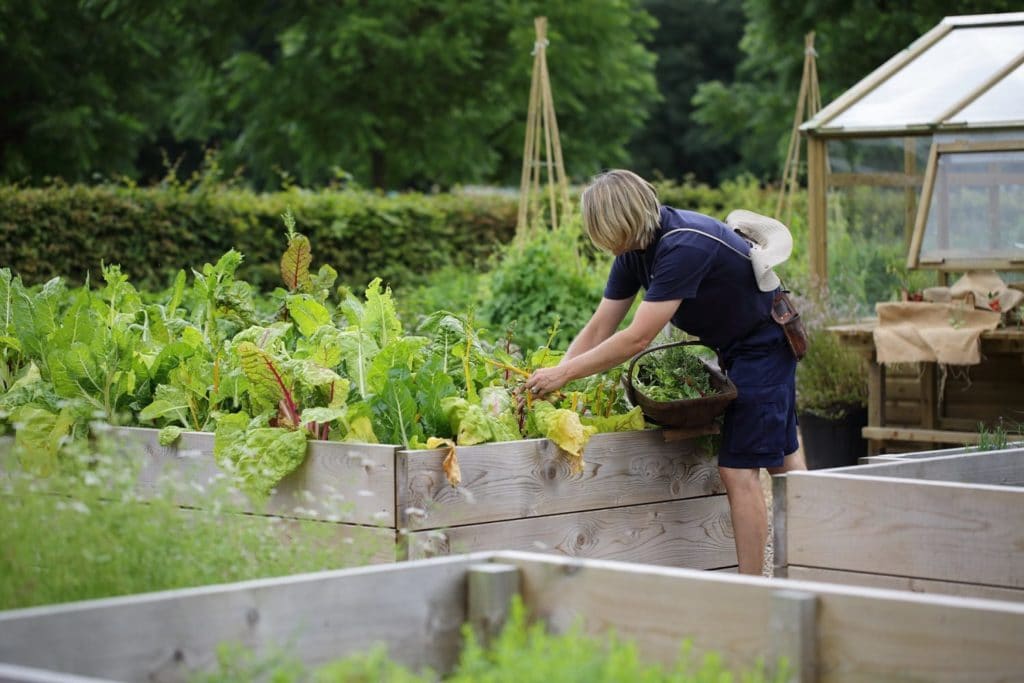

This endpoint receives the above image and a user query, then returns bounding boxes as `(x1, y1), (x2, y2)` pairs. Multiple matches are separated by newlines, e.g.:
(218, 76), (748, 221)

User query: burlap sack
(873, 301), (1001, 365)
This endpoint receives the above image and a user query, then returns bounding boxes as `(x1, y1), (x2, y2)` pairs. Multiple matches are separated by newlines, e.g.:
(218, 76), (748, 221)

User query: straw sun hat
(725, 209), (794, 292)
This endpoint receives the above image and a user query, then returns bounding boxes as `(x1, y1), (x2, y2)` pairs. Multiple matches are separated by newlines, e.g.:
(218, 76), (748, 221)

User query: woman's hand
(525, 365), (571, 398)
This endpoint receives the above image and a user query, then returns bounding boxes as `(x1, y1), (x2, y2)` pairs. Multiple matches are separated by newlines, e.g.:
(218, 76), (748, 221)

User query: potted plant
(793, 290), (870, 469)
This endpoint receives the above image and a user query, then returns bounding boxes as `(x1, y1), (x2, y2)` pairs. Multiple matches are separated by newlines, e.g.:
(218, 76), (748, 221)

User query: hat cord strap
(661, 228), (751, 262)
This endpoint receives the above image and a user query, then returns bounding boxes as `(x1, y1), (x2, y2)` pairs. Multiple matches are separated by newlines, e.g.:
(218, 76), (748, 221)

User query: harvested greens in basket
(631, 344), (718, 402)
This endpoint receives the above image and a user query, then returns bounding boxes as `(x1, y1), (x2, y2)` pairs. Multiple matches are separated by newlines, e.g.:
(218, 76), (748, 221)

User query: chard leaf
(237, 341), (289, 407)
(337, 329), (378, 398)
(213, 414), (308, 497)
(233, 322), (293, 351)
(362, 277), (402, 347)
(309, 264), (338, 302)
(158, 425), (184, 446)
(11, 276), (64, 363)
(366, 337), (428, 395)
(342, 401), (378, 443)
(286, 294), (331, 337)
(581, 406), (646, 433)
(166, 269), (187, 315)
(426, 437), (461, 487)
(413, 363), (457, 440)
(139, 384), (192, 426)
(300, 406), (347, 426)
(297, 326), (344, 369)
(281, 233), (312, 292)
(528, 401), (597, 473)
(0, 335), (21, 353)
(369, 368), (420, 446)
(11, 405), (74, 475)
(143, 341), (197, 385)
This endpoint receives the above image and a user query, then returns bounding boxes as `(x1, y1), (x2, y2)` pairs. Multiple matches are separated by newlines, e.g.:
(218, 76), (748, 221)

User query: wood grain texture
(785, 472), (1024, 588)
(127, 427), (397, 526)
(787, 566), (1024, 602)
(495, 551), (1024, 682)
(396, 430), (722, 530)
(404, 495), (736, 569)
(204, 510), (398, 566)
(0, 555), (484, 682)
(4, 552), (1024, 683)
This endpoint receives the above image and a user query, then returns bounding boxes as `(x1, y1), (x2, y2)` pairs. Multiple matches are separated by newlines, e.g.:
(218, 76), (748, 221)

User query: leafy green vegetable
(158, 425), (184, 446)
(632, 344), (717, 402)
(213, 413), (308, 497)
(527, 400), (597, 473)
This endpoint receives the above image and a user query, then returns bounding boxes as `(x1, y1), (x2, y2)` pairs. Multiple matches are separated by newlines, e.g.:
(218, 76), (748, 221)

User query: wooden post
(921, 362), (937, 430)
(768, 589), (818, 683)
(867, 352), (886, 455)
(467, 563), (521, 646)
(772, 474), (788, 578)
(516, 17), (571, 240)
(904, 137), (917, 248)
(806, 135), (829, 286)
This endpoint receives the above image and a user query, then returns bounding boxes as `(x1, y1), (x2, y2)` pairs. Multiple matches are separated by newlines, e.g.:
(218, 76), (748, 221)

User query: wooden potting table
(830, 321), (1024, 454)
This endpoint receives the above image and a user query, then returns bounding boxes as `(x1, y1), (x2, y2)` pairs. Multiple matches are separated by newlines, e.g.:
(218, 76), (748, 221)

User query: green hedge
(0, 185), (518, 290)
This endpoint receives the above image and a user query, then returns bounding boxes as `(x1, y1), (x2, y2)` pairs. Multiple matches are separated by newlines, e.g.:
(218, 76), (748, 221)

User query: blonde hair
(580, 170), (660, 254)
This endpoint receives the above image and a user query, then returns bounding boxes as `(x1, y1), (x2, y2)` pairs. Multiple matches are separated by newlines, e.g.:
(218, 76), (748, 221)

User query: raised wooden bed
(774, 445), (1024, 601)
(127, 427), (735, 569)
(2, 551), (1023, 682)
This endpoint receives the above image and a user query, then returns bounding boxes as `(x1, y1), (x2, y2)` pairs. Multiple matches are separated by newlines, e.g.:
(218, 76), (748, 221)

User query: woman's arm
(526, 298), (681, 396)
(563, 296), (635, 362)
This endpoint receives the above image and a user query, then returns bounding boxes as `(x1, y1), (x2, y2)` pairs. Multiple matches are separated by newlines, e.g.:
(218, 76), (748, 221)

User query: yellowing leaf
(532, 401), (597, 474)
(427, 436), (461, 487)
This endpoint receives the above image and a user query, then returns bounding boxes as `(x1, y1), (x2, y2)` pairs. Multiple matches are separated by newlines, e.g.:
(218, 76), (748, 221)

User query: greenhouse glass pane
(955, 61), (1024, 123)
(826, 186), (911, 308)
(920, 149), (1024, 265)
(827, 137), (931, 173)
(829, 25), (1024, 129)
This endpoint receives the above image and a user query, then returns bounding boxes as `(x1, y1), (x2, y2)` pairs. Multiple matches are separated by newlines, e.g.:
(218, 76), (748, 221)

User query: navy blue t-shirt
(604, 206), (777, 352)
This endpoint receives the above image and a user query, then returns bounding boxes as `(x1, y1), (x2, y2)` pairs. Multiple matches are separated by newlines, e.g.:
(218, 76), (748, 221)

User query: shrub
(477, 218), (609, 351)
(0, 184), (517, 291)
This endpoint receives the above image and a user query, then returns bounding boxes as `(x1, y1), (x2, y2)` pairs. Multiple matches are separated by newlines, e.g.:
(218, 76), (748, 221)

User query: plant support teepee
(776, 31), (823, 224)
(517, 16), (571, 239)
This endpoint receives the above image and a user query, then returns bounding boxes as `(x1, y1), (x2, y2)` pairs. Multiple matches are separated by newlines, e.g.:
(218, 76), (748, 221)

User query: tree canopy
(691, 0), (1021, 180)
(1, 0), (659, 189)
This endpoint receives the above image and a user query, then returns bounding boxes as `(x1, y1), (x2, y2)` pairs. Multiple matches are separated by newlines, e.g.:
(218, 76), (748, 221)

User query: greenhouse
(805, 11), (1024, 454)
(801, 11), (1024, 298)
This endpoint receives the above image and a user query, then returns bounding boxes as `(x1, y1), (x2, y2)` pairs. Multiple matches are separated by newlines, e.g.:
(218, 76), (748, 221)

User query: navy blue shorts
(717, 327), (799, 469)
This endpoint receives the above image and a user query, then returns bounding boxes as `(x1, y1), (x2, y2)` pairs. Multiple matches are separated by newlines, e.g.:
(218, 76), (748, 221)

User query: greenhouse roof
(802, 12), (1024, 137)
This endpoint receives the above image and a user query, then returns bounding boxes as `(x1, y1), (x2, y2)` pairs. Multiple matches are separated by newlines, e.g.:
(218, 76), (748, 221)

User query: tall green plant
(479, 218), (609, 351)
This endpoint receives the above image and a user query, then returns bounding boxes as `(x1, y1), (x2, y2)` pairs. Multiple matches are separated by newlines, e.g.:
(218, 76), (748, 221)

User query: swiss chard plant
(1, 213), (648, 496)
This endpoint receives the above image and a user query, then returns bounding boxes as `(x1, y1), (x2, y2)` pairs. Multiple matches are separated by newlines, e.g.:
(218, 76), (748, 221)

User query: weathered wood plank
(203, 510), (398, 566)
(0, 663), (116, 682)
(127, 427), (397, 526)
(787, 566), (1024, 602)
(862, 426), (981, 445)
(831, 448), (1024, 485)
(5, 552), (1024, 683)
(397, 431), (722, 529)
(495, 551), (1024, 682)
(0, 555), (485, 682)
(786, 472), (1024, 588)
(405, 496), (736, 569)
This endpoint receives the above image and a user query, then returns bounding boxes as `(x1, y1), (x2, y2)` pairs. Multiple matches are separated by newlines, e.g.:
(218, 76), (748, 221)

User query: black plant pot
(798, 405), (868, 470)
